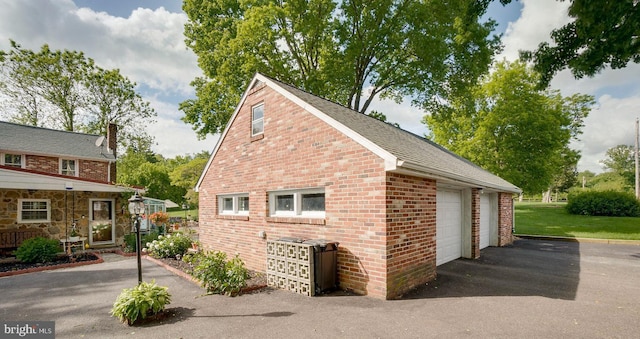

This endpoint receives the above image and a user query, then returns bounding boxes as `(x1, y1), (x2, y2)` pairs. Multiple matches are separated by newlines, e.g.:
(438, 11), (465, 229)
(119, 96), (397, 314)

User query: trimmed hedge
(566, 190), (640, 217)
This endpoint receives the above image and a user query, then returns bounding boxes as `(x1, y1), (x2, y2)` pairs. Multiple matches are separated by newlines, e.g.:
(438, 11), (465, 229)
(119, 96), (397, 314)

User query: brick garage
(196, 74), (520, 299)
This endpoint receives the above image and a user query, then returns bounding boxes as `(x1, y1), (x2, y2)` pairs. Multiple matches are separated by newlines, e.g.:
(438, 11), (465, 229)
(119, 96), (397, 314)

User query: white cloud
(498, 0), (640, 173)
(145, 97), (219, 158)
(498, 0), (571, 62)
(0, 0), (208, 157)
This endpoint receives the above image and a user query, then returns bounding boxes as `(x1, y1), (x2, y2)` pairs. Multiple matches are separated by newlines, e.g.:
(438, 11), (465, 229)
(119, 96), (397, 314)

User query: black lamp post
(182, 203), (188, 224)
(128, 192), (145, 284)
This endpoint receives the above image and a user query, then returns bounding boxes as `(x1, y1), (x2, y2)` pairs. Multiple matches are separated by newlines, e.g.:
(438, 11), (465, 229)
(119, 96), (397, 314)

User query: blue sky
(1, 0), (639, 173)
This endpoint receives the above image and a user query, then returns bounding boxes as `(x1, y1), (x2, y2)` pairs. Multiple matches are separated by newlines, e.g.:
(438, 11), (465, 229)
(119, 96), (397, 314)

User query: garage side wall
(498, 193), (514, 246)
(385, 173), (437, 298)
(197, 83), (390, 298)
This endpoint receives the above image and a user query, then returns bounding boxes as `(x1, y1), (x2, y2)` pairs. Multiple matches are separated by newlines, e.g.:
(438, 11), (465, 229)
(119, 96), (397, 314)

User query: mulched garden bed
(153, 256), (269, 294)
(0, 253), (102, 277)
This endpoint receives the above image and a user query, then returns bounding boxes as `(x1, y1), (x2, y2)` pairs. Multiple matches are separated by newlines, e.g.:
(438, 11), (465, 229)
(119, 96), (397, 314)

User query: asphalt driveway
(1, 238), (638, 338)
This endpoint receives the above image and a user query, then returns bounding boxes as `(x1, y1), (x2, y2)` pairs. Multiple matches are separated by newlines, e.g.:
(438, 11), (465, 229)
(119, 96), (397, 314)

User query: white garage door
(479, 194), (491, 249)
(436, 189), (463, 266)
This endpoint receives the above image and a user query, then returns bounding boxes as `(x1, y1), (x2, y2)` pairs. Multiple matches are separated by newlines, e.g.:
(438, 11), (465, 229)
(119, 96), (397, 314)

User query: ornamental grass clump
(143, 232), (192, 258)
(111, 280), (171, 325)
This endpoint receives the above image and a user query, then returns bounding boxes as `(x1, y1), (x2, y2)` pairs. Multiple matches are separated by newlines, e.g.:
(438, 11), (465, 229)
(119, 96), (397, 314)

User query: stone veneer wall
(0, 189), (129, 246)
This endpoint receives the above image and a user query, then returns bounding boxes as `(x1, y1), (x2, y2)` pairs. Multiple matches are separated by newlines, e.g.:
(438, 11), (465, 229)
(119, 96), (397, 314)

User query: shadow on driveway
(403, 238), (580, 300)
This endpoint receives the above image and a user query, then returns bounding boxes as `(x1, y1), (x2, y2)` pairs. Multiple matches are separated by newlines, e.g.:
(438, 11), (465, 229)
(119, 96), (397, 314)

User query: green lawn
(167, 209), (198, 220)
(515, 202), (640, 240)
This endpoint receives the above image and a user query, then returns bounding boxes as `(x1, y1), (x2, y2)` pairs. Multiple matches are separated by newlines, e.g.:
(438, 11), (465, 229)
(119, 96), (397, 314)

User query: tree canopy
(181, 0), (501, 138)
(0, 40), (156, 151)
(600, 144), (635, 189)
(519, 0), (640, 87)
(424, 60), (593, 194)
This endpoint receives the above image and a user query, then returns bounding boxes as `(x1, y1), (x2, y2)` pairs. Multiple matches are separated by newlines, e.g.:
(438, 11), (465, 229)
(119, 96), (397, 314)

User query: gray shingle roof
(266, 76), (520, 193)
(0, 121), (114, 161)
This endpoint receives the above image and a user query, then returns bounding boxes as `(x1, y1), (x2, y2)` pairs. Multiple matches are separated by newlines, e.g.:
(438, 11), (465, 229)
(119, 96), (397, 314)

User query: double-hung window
(61, 159), (77, 176)
(3, 154), (23, 168)
(252, 104), (264, 136)
(219, 194), (250, 215)
(269, 188), (325, 218)
(18, 199), (51, 223)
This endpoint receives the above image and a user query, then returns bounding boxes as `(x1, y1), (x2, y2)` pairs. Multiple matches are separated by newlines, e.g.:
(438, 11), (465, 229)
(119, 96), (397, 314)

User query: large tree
(600, 144), (635, 188)
(0, 40), (155, 150)
(181, 0), (501, 138)
(519, 0), (640, 88)
(425, 61), (593, 194)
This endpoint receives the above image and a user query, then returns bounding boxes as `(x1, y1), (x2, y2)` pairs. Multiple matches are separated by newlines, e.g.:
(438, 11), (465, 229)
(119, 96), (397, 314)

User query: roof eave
(394, 160), (522, 194)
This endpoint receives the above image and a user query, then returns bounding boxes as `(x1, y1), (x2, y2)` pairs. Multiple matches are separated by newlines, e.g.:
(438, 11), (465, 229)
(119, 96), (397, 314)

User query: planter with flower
(69, 225), (80, 241)
(149, 212), (170, 233)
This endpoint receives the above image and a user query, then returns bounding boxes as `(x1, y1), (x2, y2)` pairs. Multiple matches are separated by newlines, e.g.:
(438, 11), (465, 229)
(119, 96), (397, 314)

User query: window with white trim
(269, 188), (325, 217)
(60, 159), (77, 176)
(218, 194), (250, 215)
(18, 199), (51, 223)
(251, 104), (264, 136)
(2, 153), (23, 168)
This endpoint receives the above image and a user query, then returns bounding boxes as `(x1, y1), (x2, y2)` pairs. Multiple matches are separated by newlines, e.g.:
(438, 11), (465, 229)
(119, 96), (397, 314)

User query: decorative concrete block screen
(266, 240), (315, 296)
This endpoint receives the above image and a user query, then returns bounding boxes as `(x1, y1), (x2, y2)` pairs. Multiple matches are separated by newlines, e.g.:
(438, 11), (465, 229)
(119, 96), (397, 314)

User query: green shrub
(566, 190), (640, 217)
(189, 251), (249, 296)
(143, 232), (192, 258)
(124, 232), (160, 253)
(111, 280), (171, 325)
(15, 237), (61, 263)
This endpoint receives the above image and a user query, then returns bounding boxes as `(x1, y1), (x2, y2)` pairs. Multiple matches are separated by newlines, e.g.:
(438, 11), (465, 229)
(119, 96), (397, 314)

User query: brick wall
(470, 188), (481, 258)
(498, 192), (514, 246)
(198, 84), (391, 298)
(24, 156), (109, 182)
(79, 160), (109, 182)
(26, 155), (58, 174)
(385, 172), (437, 298)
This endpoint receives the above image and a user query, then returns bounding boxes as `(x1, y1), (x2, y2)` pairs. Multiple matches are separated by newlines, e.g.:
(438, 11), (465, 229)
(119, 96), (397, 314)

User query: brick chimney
(107, 123), (117, 183)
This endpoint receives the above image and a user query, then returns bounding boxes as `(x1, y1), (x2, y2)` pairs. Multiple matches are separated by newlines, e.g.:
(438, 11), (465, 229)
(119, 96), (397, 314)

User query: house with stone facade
(195, 73), (521, 300)
(0, 121), (131, 250)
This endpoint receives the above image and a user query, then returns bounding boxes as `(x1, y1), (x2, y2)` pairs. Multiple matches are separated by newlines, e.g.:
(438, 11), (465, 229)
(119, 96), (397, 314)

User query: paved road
(1, 239), (639, 338)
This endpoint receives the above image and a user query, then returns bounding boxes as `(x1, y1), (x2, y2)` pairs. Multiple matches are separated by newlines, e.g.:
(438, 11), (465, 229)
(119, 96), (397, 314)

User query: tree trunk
(542, 189), (552, 203)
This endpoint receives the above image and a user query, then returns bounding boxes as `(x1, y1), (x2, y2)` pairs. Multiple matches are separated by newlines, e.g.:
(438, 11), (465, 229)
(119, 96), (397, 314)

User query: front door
(89, 199), (115, 245)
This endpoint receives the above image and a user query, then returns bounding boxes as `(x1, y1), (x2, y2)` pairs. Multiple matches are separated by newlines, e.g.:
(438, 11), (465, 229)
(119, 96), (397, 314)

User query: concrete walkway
(1, 238), (639, 338)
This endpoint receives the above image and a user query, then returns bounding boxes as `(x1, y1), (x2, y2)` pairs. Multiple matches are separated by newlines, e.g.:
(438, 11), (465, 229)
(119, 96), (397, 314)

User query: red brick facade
(498, 192), (515, 246)
(198, 83), (516, 299)
(23, 156), (109, 182)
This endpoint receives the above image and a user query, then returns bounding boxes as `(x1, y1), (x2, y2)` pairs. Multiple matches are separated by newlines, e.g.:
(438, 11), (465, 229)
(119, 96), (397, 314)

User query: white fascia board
(0, 168), (133, 193)
(393, 161), (522, 194)
(259, 74), (398, 169)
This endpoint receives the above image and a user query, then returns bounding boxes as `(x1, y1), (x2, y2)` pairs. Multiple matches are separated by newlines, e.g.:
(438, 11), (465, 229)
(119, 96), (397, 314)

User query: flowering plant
(148, 212), (169, 225)
(143, 233), (192, 258)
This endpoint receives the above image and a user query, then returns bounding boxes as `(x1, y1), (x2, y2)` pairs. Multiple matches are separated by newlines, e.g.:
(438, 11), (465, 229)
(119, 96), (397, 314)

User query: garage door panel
(436, 190), (462, 266)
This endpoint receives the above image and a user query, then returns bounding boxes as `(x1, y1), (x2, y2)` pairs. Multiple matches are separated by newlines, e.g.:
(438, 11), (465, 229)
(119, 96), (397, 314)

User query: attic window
(60, 159), (77, 176)
(252, 104), (264, 136)
(3, 154), (22, 168)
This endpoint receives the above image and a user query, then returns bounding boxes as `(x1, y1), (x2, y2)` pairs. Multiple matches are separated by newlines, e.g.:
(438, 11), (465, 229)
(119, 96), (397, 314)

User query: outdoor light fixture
(128, 191), (145, 284)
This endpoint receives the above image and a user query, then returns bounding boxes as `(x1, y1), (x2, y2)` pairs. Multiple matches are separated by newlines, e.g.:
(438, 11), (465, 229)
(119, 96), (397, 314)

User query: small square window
(252, 104), (264, 136)
(238, 196), (249, 211)
(302, 193), (325, 212)
(61, 159), (76, 176)
(218, 194), (250, 215)
(4, 154), (22, 168)
(18, 199), (50, 223)
(276, 194), (294, 212)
